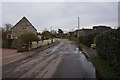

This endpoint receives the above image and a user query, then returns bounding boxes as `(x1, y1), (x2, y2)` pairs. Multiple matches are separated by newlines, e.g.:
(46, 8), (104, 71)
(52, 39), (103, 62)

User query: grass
(78, 42), (88, 49)
(91, 55), (120, 78)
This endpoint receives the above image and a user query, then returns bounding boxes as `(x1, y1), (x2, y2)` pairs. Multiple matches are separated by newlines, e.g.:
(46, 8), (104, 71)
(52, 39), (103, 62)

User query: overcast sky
(2, 2), (118, 32)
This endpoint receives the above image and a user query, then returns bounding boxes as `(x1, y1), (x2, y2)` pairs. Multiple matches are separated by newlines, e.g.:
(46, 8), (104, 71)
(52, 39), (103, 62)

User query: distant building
(72, 25), (111, 37)
(92, 25), (111, 35)
(69, 31), (75, 37)
(75, 29), (93, 36)
(7, 17), (37, 39)
(37, 32), (42, 39)
(62, 33), (69, 38)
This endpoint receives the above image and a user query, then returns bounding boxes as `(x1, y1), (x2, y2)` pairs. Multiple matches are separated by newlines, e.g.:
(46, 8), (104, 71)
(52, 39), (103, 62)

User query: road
(2, 39), (96, 78)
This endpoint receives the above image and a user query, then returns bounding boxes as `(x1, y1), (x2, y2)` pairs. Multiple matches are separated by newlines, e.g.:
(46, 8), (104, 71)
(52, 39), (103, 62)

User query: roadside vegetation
(69, 37), (88, 49)
(69, 28), (120, 78)
(91, 55), (119, 78)
(2, 24), (13, 48)
(79, 35), (95, 47)
(96, 28), (120, 76)
(18, 33), (40, 50)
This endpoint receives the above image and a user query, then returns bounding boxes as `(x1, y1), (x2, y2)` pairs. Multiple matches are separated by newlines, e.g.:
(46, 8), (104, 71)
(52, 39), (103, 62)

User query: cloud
(2, 2), (118, 32)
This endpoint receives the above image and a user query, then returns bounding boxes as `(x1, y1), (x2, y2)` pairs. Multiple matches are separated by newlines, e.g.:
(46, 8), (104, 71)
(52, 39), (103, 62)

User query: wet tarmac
(2, 39), (97, 78)
(53, 47), (96, 78)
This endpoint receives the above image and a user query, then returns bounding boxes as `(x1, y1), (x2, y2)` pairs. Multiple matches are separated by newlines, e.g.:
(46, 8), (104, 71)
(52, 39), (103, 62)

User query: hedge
(96, 29), (120, 75)
(2, 39), (13, 48)
(79, 35), (94, 47)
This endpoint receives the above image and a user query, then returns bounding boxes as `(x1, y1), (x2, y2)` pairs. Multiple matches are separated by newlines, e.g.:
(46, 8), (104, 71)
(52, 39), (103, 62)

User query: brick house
(92, 25), (111, 35)
(74, 28), (93, 37)
(7, 17), (37, 39)
(74, 26), (111, 37)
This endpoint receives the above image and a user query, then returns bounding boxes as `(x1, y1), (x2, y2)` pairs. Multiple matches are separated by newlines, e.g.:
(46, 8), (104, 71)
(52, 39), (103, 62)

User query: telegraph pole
(51, 26), (52, 31)
(77, 17), (80, 37)
(78, 17), (80, 29)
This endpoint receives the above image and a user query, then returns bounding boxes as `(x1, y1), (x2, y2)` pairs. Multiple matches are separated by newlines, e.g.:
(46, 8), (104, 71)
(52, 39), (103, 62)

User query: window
(7, 34), (11, 39)
(23, 26), (27, 29)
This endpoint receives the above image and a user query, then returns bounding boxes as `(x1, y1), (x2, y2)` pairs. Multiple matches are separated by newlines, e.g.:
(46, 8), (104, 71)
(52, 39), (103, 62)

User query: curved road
(2, 39), (96, 78)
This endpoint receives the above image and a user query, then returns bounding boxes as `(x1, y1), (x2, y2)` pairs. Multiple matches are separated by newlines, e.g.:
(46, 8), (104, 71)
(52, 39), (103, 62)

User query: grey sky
(2, 2), (118, 32)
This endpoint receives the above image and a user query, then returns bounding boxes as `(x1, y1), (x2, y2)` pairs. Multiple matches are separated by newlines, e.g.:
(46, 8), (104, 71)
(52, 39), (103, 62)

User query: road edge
(2, 41), (60, 66)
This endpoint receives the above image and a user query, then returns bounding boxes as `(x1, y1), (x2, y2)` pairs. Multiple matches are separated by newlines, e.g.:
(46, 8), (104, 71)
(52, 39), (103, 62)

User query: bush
(96, 29), (120, 75)
(79, 35), (94, 47)
(18, 33), (40, 50)
(2, 39), (13, 48)
(11, 40), (18, 49)
(19, 33), (39, 43)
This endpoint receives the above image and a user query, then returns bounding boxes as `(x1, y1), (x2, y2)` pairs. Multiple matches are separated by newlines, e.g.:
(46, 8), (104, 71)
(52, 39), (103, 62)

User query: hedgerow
(96, 29), (120, 75)
(79, 35), (94, 47)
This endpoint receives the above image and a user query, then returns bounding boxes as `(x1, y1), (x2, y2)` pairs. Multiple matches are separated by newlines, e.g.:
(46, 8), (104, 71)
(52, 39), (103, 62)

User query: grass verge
(91, 55), (119, 78)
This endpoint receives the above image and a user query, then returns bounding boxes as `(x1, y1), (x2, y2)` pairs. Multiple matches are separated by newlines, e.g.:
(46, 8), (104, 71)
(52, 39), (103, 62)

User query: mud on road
(2, 39), (96, 78)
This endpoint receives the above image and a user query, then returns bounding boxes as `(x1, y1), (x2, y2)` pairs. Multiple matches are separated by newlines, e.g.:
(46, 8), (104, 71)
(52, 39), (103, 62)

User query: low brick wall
(31, 42), (38, 49)
(31, 39), (56, 50)
(17, 39), (56, 52)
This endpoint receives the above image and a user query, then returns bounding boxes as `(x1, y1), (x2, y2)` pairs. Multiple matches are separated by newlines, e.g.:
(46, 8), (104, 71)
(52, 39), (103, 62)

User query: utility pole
(51, 26), (52, 31)
(78, 17), (80, 30)
(77, 17), (80, 37)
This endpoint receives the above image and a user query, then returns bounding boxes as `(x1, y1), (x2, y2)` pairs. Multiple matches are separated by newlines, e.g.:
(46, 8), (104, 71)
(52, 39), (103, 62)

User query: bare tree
(42, 30), (52, 39)
(50, 30), (57, 38)
(4, 23), (12, 32)
(2, 24), (12, 48)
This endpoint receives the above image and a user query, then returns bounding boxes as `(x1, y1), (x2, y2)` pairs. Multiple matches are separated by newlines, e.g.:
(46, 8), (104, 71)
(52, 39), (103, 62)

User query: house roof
(37, 32), (42, 36)
(6, 31), (12, 34)
(11, 17), (37, 31)
(93, 26), (111, 29)
(75, 29), (92, 32)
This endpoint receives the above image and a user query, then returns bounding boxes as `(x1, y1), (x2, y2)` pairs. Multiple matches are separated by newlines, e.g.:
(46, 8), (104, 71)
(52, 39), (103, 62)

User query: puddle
(78, 47), (100, 78)
(34, 42), (64, 57)
(48, 42), (64, 55)
(74, 48), (79, 54)
(53, 47), (97, 78)
(58, 51), (71, 55)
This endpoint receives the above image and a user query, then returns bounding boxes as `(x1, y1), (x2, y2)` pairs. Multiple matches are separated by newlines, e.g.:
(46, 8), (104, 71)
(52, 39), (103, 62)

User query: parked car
(91, 44), (96, 49)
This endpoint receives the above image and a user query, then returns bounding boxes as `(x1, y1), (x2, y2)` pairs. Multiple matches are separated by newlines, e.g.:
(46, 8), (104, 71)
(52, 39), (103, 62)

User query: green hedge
(96, 29), (120, 75)
(2, 39), (13, 48)
(79, 35), (94, 47)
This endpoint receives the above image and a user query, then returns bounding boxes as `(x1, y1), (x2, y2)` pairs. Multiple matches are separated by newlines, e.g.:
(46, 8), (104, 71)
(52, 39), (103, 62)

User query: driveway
(1, 49), (17, 57)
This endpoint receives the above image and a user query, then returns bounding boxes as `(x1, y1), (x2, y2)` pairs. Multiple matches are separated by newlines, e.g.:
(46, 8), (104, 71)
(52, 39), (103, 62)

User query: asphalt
(2, 41), (59, 65)
(2, 39), (97, 78)
(52, 41), (96, 78)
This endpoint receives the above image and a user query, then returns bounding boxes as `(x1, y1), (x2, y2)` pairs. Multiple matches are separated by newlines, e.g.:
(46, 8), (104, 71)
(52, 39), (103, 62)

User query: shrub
(96, 29), (120, 75)
(2, 39), (13, 48)
(19, 33), (39, 43)
(18, 33), (40, 50)
(79, 35), (94, 47)
(11, 40), (18, 49)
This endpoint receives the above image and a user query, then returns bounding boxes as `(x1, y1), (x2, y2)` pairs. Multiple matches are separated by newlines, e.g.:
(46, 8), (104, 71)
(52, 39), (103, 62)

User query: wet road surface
(2, 39), (96, 78)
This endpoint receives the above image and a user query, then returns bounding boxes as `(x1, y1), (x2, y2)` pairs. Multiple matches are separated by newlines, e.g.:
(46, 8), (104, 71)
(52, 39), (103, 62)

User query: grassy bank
(69, 37), (119, 78)
(91, 55), (119, 78)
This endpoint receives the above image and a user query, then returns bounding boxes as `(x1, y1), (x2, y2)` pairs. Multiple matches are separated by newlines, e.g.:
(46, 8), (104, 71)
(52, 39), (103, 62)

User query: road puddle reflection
(78, 47), (100, 79)
(53, 47), (97, 78)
